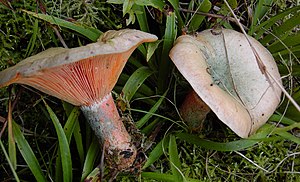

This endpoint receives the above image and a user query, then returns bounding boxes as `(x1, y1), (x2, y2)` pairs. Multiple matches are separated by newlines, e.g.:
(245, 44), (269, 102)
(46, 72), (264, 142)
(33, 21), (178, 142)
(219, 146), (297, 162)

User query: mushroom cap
(0, 29), (158, 106)
(169, 29), (282, 138)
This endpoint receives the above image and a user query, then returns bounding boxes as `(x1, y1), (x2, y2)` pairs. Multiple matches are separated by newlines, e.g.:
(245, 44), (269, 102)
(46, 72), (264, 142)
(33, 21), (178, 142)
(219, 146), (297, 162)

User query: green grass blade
(188, 0), (211, 31)
(254, 6), (300, 39)
(121, 66), (154, 102)
(64, 107), (80, 143)
(268, 33), (300, 53)
(119, 72), (155, 97)
(176, 124), (275, 151)
(134, 4), (149, 32)
(84, 166), (101, 182)
(141, 118), (163, 135)
(23, 10), (102, 41)
(0, 139), (20, 182)
(25, 19), (38, 57)
(135, 0), (165, 10)
(8, 100), (16, 170)
(143, 135), (169, 169)
(142, 172), (202, 182)
(44, 101), (72, 182)
(169, 135), (183, 181)
(147, 39), (162, 62)
(136, 91), (167, 128)
(64, 105), (84, 165)
(74, 120), (85, 166)
(261, 11), (300, 45)
(81, 135), (100, 181)
(55, 152), (63, 182)
(158, 11), (177, 93)
(277, 65), (300, 77)
(269, 114), (296, 125)
(249, 0), (273, 35)
(273, 122), (300, 133)
(12, 121), (47, 181)
(275, 131), (300, 145)
(272, 45), (300, 58)
(142, 172), (176, 182)
(168, 0), (184, 28)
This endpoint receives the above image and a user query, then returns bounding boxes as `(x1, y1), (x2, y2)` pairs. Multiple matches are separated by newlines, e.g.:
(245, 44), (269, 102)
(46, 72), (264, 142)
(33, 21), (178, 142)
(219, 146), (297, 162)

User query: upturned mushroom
(0, 29), (158, 169)
(170, 29), (282, 138)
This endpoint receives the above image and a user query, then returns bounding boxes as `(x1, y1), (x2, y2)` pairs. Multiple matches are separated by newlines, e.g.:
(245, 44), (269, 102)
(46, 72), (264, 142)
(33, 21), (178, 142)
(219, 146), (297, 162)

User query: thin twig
(0, 119), (7, 139)
(52, 26), (68, 48)
(178, 8), (242, 24)
(235, 151), (300, 174)
(179, 8), (235, 21)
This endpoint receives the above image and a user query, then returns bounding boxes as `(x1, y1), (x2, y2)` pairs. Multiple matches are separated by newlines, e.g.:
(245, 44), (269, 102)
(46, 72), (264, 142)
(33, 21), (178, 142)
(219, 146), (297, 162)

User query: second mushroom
(170, 29), (282, 138)
(0, 29), (158, 170)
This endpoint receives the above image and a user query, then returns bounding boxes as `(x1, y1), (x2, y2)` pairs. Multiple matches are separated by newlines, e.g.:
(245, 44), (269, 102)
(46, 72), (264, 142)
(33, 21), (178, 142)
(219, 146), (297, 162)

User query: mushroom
(0, 29), (158, 169)
(170, 29), (282, 138)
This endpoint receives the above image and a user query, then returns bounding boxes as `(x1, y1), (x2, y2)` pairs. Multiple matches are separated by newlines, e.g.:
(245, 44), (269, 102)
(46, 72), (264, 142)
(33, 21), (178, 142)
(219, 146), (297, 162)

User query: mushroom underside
(0, 29), (158, 170)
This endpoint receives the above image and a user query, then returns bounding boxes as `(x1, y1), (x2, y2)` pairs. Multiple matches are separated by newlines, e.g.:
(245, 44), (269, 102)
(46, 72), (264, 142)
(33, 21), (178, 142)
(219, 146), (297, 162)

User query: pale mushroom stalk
(80, 93), (135, 169)
(0, 29), (158, 169)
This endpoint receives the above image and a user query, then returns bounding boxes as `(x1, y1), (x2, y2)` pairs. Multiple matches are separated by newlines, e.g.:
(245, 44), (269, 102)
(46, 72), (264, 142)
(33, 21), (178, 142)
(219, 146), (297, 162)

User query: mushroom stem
(180, 90), (210, 132)
(80, 93), (136, 170)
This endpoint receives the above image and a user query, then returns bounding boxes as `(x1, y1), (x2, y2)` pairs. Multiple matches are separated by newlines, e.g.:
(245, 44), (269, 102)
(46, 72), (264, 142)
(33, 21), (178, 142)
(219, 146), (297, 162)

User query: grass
(0, 0), (300, 181)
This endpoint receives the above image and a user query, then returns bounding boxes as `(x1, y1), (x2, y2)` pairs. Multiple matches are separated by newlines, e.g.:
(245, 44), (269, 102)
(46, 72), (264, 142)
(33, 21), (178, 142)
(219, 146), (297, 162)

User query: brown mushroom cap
(0, 29), (158, 106)
(170, 29), (282, 138)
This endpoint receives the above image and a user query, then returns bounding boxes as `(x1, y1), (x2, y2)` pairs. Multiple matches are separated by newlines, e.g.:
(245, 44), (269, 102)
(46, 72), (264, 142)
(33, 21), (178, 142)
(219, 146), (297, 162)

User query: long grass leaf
(135, 0), (165, 10)
(74, 120), (85, 166)
(169, 135), (183, 181)
(158, 12), (177, 93)
(0, 139), (20, 182)
(269, 114), (296, 125)
(261, 12), (300, 45)
(65, 105), (84, 165)
(142, 172), (202, 182)
(12, 121), (47, 181)
(275, 131), (300, 145)
(134, 5), (149, 32)
(55, 151), (63, 182)
(188, 0), (211, 31)
(25, 19), (39, 57)
(254, 6), (300, 39)
(119, 72), (155, 97)
(8, 99), (16, 169)
(44, 101), (72, 182)
(121, 66), (154, 102)
(64, 107), (80, 143)
(176, 124), (275, 151)
(143, 135), (169, 169)
(81, 135), (100, 181)
(168, 0), (184, 28)
(249, 0), (273, 35)
(23, 10), (102, 41)
(141, 118), (163, 135)
(136, 91), (167, 128)
(142, 172), (176, 182)
(147, 39), (162, 62)
(268, 32), (300, 53)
